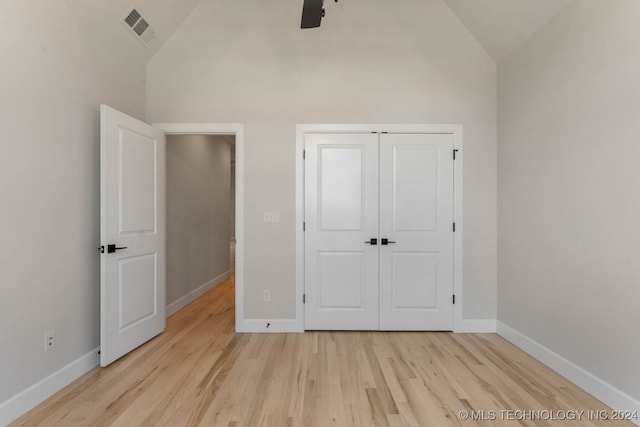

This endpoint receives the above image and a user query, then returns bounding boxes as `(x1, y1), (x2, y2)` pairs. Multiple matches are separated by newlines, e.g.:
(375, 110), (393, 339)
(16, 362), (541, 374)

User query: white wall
(147, 0), (498, 320)
(0, 0), (145, 413)
(499, 0), (640, 403)
(166, 135), (231, 307)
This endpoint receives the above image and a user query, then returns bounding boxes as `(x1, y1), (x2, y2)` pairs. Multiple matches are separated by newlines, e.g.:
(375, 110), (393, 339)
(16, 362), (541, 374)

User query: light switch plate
(264, 211), (280, 223)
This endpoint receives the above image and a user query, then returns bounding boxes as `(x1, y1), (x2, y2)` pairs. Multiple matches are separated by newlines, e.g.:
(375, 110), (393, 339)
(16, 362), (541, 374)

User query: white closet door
(304, 133), (379, 330)
(379, 133), (454, 330)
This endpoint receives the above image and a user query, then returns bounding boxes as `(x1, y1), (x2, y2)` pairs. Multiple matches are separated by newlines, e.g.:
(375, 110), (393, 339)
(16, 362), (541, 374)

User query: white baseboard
(236, 319), (498, 334)
(235, 318), (497, 334)
(166, 270), (230, 317)
(497, 321), (640, 426)
(455, 318), (497, 333)
(236, 319), (303, 333)
(0, 347), (99, 427)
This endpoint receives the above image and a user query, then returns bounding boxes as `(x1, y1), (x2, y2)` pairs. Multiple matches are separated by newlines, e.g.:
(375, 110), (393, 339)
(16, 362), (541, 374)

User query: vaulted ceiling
(65, 0), (573, 68)
(442, 0), (573, 62)
(64, 0), (202, 63)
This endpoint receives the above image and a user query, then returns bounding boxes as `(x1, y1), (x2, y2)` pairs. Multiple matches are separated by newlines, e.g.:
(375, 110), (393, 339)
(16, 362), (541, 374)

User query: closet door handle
(364, 238), (378, 245)
(381, 238), (396, 245)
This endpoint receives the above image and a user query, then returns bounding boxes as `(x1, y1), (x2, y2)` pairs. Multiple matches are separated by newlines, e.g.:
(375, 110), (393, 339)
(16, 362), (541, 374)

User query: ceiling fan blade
(301, 0), (324, 29)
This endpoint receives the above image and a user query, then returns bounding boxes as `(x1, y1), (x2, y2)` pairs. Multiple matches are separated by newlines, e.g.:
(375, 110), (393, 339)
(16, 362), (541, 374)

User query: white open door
(304, 133), (379, 330)
(379, 133), (454, 330)
(100, 105), (166, 367)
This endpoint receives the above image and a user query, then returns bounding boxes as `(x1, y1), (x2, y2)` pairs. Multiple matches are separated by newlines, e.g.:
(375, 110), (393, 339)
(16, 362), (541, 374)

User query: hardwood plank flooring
(12, 277), (632, 426)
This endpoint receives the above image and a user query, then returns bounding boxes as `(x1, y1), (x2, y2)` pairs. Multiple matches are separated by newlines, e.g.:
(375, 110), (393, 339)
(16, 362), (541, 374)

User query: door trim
(296, 124), (465, 332)
(152, 123), (246, 333)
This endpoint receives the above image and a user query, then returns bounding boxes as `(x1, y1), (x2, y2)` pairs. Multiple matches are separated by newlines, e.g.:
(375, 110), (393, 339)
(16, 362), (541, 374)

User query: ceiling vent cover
(122, 8), (156, 46)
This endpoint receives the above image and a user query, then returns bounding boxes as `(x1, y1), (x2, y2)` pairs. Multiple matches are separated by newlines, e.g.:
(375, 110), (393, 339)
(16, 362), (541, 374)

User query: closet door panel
(379, 133), (454, 330)
(304, 133), (379, 330)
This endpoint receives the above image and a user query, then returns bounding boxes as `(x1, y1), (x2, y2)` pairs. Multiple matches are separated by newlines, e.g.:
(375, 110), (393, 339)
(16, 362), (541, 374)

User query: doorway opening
(165, 134), (236, 320)
(154, 123), (245, 332)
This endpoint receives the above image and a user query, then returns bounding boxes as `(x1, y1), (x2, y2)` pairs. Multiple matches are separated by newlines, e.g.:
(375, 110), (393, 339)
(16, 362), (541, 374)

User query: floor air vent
(122, 8), (156, 46)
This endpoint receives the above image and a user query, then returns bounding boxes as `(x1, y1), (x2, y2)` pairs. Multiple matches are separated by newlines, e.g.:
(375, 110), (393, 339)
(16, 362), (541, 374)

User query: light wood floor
(12, 278), (630, 427)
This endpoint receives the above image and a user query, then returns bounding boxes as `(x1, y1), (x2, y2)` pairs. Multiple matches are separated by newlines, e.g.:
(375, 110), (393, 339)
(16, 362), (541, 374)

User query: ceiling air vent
(122, 8), (156, 47)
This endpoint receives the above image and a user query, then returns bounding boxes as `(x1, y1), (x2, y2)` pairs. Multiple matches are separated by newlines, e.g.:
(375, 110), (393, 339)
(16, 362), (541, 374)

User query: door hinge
(303, 293), (306, 304)
(303, 221), (306, 231)
(453, 149), (459, 160)
(453, 222), (456, 232)
(303, 149), (306, 159)
(453, 294), (456, 304)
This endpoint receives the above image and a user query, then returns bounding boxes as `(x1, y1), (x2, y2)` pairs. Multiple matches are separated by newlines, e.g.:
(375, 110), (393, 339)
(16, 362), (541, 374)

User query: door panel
(319, 147), (364, 230)
(392, 146), (439, 231)
(118, 253), (157, 329)
(118, 129), (157, 234)
(391, 252), (438, 309)
(317, 252), (365, 308)
(379, 134), (454, 330)
(305, 134), (379, 330)
(101, 105), (165, 366)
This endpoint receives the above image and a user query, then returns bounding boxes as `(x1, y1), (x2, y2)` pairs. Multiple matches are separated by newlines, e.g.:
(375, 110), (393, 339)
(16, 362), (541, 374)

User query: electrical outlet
(45, 331), (55, 352)
(263, 289), (271, 302)
(263, 211), (280, 223)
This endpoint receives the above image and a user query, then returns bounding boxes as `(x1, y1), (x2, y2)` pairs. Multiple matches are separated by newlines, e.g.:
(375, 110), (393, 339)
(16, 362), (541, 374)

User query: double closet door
(304, 132), (454, 331)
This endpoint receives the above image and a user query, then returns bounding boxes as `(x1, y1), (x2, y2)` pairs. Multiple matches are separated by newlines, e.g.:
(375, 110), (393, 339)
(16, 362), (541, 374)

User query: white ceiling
(65, 0), (573, 70)
(443, 0), (573, 63)
(64, 0), (202, 67)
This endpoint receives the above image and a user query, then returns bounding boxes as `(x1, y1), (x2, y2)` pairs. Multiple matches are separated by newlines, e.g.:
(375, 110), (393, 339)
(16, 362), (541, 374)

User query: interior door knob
(364, 238), (378, 245)
(381, 238), (396, 245)
(107, 244), (128, 253)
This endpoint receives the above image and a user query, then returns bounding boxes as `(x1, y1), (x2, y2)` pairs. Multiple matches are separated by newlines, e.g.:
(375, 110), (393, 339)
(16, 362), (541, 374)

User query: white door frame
(296, 124), (465, 332)
(153, 123), (246, 332)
